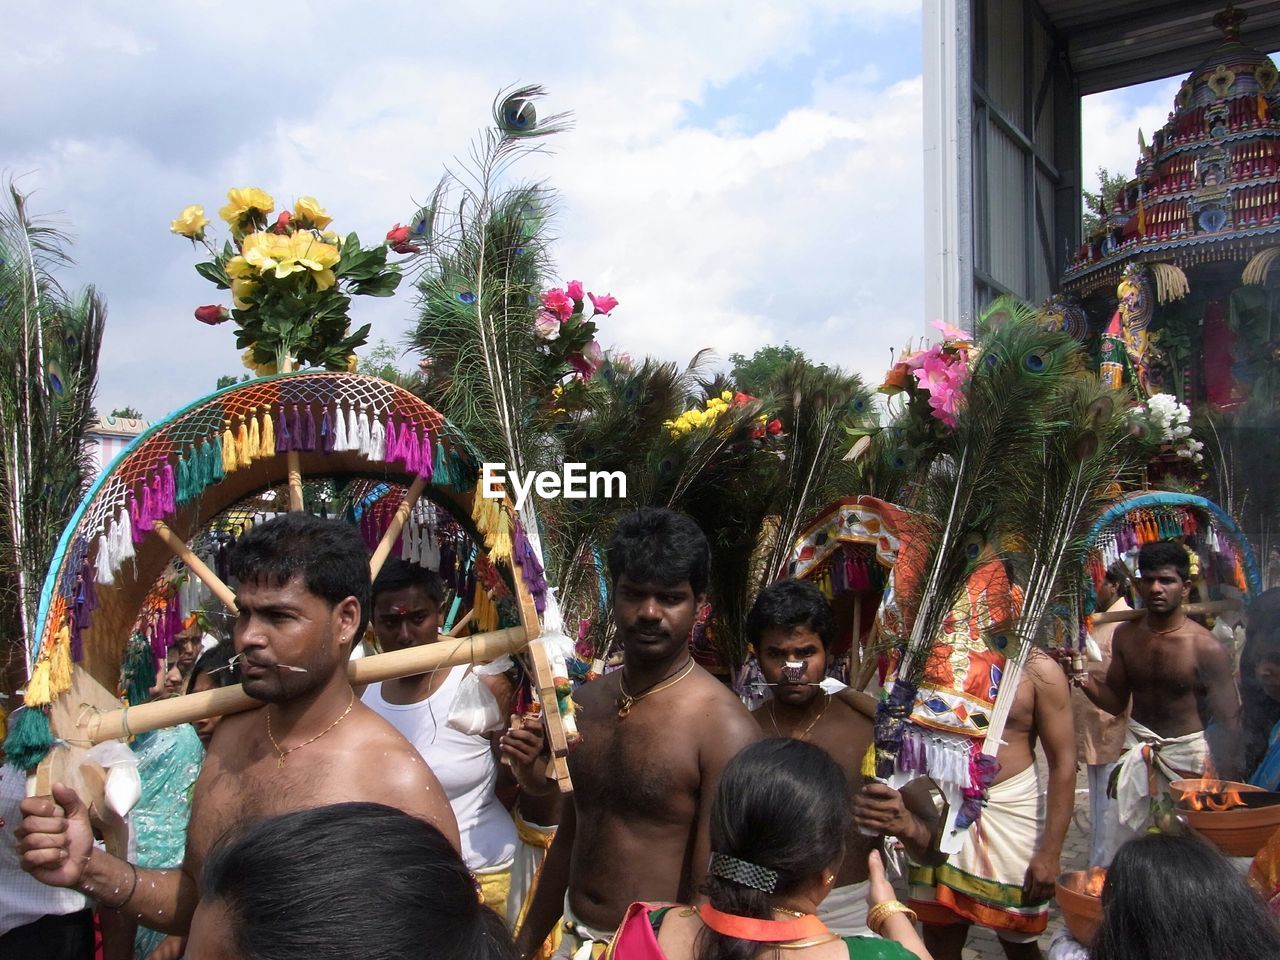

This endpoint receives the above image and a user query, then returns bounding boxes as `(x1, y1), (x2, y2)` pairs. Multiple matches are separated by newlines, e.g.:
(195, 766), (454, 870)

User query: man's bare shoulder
(571, 671), (620, 709)
(827, 693), (874, 735)
(1025, 648), (1068, 690)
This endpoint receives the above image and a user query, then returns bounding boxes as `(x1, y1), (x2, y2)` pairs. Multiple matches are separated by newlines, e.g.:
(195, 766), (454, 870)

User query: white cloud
(1080, 77), (1180, 195)
(3, 0), (925, 414)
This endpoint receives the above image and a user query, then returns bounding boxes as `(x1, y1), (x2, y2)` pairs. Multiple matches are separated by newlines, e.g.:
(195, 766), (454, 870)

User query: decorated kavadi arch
(10, 370), (571, 794)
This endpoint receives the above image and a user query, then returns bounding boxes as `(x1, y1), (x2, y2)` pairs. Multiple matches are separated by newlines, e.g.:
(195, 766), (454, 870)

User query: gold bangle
(866, 900), (917, 936)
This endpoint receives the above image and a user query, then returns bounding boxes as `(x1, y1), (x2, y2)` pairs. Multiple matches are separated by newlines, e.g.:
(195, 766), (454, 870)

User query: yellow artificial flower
(170, 204), (209, 239)
(242, 231), (301, 279)
(241, 346), (277, 377)
(289, 231), (340, 290)
(346, 353), (359, 373)
(225, 255), (256, 280)
(231, 277), (258, 310)
(219, 187), (274, 230)
(293, 196), (333, 229)
(720, 390), (733, 403)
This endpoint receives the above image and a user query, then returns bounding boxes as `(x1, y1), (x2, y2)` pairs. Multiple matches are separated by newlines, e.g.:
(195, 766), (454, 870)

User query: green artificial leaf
(195, 261), (230, 288)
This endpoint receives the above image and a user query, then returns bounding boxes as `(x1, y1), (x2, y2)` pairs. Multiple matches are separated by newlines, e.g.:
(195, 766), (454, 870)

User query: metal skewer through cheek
(214, 653), (309, 674)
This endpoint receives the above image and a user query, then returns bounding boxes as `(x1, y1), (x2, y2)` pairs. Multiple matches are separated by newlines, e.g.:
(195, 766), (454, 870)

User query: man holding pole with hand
(14, 514), (460, 950)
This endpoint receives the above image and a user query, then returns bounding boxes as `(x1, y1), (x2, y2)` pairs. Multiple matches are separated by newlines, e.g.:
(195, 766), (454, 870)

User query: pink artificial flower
(566, 280), (584, 301)
(588, 292), (619, 316)
(568, 339), (604, 380)
(534, 311), (561, 341)
(932, 319), (972, 343)
(542, 287), (575, 321)
(194, 304), (230, 325)
(912, 347), (968, 428)
(272, 210), (293, 234)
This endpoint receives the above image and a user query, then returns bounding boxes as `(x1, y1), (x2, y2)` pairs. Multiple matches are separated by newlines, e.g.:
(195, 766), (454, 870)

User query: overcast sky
(2, 2), (1244, 420)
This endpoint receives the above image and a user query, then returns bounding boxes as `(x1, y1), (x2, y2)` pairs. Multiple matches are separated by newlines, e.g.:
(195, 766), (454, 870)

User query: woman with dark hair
(185, 802), (517, 960)
(1092, 833), (1280, 960)
(1242, 589), (1280, 788)
(185, 641), (239, 747)
(607, 739), (930, 960)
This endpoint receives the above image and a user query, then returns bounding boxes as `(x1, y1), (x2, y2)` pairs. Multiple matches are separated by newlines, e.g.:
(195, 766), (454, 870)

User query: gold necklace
(266, 690), (356, 768)
(769, 693), (830, 741)
(617, 658), (695, 718)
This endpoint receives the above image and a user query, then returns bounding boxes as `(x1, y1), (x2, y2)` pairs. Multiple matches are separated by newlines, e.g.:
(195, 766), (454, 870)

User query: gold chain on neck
(266, 689), (356, 768)
(617, 658), (695, 718)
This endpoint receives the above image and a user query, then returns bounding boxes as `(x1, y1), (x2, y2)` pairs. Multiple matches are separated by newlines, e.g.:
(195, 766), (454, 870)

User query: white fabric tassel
(370, 417), (386, 461)
(357, 405), (373, 457)
(95, 533), (114, 585)
(346, 405), (359, 454)
(333, 404), (349, 451)
(115, 508), (136, 567)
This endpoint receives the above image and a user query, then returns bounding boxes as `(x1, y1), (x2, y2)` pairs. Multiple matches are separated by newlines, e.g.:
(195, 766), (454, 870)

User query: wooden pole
(369, 475), (428, 580)
(281, 357), (304, 511)
(152, 520), (238, 613)
(85, 626), (527, 744)
(1092, 599), (1241, 625)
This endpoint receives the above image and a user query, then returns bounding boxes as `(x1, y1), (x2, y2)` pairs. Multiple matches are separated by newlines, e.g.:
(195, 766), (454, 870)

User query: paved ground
(894, 761), (1090, 960)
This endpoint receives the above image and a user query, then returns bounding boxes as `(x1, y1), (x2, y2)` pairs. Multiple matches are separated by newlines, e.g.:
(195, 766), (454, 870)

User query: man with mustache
(746, 579), (944, 937)
(515, 508), (760, 959)
(1076, 539), (1242, 861)
(15, 513), (459, 954)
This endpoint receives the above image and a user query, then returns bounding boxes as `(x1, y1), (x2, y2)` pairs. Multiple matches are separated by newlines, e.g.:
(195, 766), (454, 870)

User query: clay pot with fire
(1056, 867), (1106, 946)
(1171, 778), (1280, 857)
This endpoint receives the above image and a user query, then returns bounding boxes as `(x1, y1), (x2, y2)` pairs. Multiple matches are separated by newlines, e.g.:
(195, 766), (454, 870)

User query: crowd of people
(4, 507), (1280, 960)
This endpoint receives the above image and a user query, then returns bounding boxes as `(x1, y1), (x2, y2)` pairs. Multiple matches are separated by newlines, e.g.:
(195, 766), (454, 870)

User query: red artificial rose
(566, 279), (584, 301)
(541, 287), (575, 321)
(588, 292), (619, 316)
(766, 418), (783, 436)
(732, 391), (756, 407)
(385, 224), (420, 253)
(272, 210), (293, 233)
(194, 304), (230, 325)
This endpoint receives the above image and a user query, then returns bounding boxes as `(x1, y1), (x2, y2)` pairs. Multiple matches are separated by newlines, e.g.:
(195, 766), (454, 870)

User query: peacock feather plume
(0, 182), (105, 689)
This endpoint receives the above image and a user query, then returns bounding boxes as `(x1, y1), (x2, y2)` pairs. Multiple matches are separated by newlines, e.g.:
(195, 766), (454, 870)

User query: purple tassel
(321, 407), (335, 453)
(161, 463), (176, 517)
(403, 428), (420, 474)
(289, 404), (304, 452)
(276, 403), (291, 452)
(384, 417), (401, 462)
(397, 421), (414, 465)
(301, 405), (317, 452)
(128, 494), (145, 545)
(513, 522), (548, 613)
(420, 430), (434, 479)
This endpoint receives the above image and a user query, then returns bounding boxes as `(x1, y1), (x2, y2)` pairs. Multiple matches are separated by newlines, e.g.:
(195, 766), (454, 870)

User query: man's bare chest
(570, 713), (698, 818)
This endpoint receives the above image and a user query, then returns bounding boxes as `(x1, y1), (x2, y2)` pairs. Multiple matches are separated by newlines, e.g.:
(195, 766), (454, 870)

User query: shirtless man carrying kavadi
(15, 514), (459, 950)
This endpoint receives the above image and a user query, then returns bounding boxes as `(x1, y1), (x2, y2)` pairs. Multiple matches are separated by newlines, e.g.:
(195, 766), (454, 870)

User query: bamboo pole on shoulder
(85, 626), (527, 744)
(1091, 598), (1241, 625)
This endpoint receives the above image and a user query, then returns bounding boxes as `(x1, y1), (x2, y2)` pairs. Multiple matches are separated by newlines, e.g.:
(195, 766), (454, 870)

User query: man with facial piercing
(15, 514), (459, 953)
(746, 580), (945, 937)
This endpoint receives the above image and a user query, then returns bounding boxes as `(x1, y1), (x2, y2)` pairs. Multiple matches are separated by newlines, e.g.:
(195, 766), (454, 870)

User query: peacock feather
(0, 183), (105, 688)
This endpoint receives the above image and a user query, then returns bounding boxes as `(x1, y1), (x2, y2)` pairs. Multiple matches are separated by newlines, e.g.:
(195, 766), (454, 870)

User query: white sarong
(1102, 718), (1208, 863)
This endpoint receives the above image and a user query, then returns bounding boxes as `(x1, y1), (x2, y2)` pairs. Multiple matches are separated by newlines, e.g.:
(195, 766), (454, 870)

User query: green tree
(729, 344), (825, 395)
(1082, 166), (1130, 237)
(108, 406), (143, 420)
(215, 373), (249, 389)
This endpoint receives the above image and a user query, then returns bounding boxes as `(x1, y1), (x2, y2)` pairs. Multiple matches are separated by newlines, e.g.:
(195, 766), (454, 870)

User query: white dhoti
(1101, 718), (1209, 864)
(817, 881), (870, 937)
